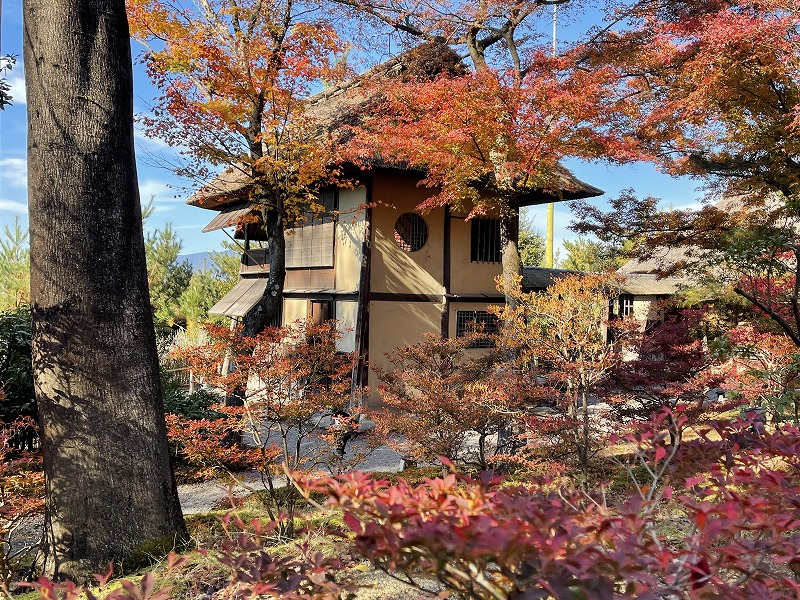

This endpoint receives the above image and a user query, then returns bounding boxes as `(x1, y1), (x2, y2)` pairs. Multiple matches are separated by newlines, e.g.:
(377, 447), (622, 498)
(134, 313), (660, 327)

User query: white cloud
(6, 72), (26, 105)
(0, 158), (27, 188)
(0, 198), (28, 214)
(138, 178), (171, 201)
(138, 178), (187, 215)
(668, 199), (704, 212)
(134, 123), (170, 150)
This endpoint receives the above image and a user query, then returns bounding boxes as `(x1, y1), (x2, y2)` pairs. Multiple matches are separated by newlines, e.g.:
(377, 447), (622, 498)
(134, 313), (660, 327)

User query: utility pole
(545, 3), (557, 268)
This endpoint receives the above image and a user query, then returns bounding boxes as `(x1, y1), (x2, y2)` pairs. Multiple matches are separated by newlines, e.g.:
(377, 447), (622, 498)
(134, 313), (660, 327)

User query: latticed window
(470, 219), (501, 263)
(619, 294), (634, 317)
(319, 189), (338, 213)
(456, 310), (499, 348)
(394, 213), (428, 252)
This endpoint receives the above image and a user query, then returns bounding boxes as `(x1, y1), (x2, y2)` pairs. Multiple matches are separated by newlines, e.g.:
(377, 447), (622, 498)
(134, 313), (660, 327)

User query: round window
(394, 213), (428, 252)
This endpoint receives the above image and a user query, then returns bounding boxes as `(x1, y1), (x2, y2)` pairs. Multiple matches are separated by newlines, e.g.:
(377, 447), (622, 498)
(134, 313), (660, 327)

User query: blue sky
(0, 0), (705, 256)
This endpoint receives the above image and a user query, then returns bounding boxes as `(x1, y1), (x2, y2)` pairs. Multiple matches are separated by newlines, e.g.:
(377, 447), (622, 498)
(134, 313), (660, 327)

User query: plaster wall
(335, 187), (367, 292)
(283, 298), (309, 325)
(366, 299), (443, 406)
(370, 174), (444, 296)
(336, 300), (358, 352)
(632, 295), (663, 325)
(448, 217), (504, 295)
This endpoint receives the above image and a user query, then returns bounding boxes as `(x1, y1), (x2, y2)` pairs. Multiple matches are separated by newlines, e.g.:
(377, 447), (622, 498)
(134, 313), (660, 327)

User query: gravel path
(11, 440), (449, 600)
(178, 440), (405, 514)
(13, 438), (405, 558)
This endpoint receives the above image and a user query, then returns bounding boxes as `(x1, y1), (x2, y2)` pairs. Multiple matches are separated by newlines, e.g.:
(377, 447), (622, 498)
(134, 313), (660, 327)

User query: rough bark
(242, 204), (287, 337)
(500, 211), (522, 309)
(24, 0), (187, 580)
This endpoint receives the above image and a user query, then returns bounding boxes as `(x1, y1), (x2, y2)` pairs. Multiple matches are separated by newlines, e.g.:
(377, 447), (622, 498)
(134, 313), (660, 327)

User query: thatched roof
(617, 193), (758, 280)
(617, 246), (694, 277)
(617, 274), (685, 296)
(188, 44), (603, 211)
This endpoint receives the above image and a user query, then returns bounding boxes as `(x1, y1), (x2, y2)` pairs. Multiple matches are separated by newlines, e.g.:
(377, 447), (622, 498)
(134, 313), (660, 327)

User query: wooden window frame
(470, 219), (501, 263)
(455, 310), (498, 348)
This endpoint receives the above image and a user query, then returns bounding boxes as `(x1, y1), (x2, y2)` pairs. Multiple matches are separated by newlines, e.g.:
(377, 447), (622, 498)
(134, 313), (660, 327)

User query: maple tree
(715, 323), (800, 423)
(572, 1), (800, 340)
(584, 0), (799, 195)
(375, 333), (518, 471)
(127, 0), (348, 333)
(601, 306), (734, 446)
(574, 191), (800, 346)
(24, 409), (800, 598)
(495, 273), (636, 472)
(173, 320), (373, 537)
(338, 2), (634, 303)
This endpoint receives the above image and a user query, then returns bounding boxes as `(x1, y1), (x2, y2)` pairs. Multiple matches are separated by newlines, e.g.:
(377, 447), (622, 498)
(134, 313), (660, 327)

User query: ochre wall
(370, 174), (444, 296)
(448, 216), (504, 295)
(366, 299), (443, 407)
(368, 172), (504, 296)
(335, 187), (367, 292)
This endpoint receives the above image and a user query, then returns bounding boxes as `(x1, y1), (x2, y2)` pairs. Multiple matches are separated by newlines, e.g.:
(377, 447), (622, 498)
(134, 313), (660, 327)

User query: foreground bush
(0, 413), (43, 595)
(0, 305), (35, 422)
(308, 411), (800, 599)
(19, 410), (800, 599)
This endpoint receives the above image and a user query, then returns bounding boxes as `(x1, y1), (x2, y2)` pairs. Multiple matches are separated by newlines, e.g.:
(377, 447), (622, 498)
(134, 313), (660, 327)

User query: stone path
(178, 440), (405, 514)
(14, 438), (406, 558)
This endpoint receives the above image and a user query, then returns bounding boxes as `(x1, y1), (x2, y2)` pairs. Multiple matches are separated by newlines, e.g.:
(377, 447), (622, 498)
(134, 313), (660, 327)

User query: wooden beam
(351, 180), (373, 407)
(441, 204), (451, 338)
(370, 292), (442, 303)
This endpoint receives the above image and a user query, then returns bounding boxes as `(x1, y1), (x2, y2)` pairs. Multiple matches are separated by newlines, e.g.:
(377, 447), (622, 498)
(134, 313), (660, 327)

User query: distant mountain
(178, 251), (234, 271)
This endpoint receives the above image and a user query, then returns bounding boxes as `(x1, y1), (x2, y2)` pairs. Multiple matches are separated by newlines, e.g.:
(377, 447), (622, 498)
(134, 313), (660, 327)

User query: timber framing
(441, 205), (451, 337)
(351, 178), (373, 402)
(188, 49), (606, 406)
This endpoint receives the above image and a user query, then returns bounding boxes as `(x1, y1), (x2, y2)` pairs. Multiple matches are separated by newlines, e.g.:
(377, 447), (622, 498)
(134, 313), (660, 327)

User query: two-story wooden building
(189, 55), (603, 403)
(196, 173), (600, 402)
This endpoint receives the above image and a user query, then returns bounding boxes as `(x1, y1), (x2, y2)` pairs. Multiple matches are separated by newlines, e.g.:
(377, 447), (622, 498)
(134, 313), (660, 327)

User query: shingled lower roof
(522, 266), (581, 291)
(202, 201), (254, 232)
(208, 277), (269, 318)
(522, 266), (684, 296)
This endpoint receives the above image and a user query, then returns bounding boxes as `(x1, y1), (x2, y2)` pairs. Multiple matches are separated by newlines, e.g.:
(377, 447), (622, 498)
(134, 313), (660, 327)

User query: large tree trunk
(24, 0), (187, 580)
(242, 204), (287, 337)
(499, 211), (522, 309)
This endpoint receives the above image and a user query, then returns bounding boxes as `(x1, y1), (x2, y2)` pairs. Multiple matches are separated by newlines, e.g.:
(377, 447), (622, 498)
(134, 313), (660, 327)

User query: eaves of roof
(187, 51), (603, 211)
